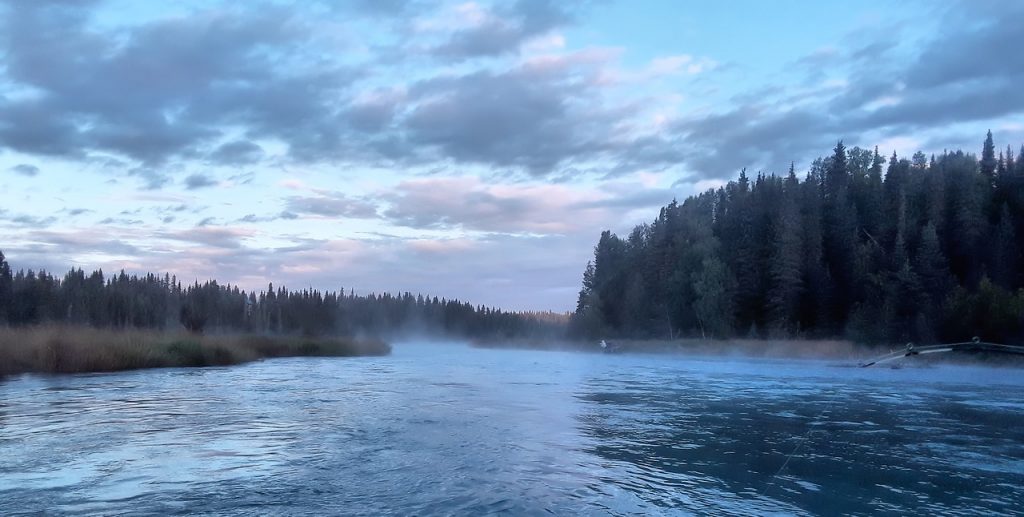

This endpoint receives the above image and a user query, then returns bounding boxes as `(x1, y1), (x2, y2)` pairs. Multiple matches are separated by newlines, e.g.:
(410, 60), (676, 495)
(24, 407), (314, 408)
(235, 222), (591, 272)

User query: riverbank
(473, 337), (1024, 366)
(474, 337), (888, 361)
(0, 326), (390, 376)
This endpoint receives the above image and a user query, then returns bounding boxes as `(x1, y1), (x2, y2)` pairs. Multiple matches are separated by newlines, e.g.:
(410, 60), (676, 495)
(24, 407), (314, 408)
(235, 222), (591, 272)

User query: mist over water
(2, 343), (1023, 515)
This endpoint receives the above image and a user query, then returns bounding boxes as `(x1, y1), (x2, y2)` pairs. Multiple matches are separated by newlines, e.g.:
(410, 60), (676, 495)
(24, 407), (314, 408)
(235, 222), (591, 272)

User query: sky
(1, 0), (1022, 312)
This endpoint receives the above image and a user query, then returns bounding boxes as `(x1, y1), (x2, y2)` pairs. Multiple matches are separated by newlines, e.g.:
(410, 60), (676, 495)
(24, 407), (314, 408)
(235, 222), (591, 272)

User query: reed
(0, 325), (390, 376)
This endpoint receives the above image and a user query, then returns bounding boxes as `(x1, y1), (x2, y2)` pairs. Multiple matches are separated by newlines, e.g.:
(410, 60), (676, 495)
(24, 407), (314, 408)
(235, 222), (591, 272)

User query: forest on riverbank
(572, 132), (1024, 345)
(0, 252), (564, 341)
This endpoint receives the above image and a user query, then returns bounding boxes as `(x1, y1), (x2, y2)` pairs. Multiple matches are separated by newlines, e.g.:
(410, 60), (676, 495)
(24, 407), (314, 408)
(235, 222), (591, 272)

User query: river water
(2, 343), (1023, 515)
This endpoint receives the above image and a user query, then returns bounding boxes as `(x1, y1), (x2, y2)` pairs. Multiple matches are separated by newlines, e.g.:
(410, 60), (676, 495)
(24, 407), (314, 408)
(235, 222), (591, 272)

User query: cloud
(347, 0), (412, 15)
(672, 106), (834, 177)
(381, 176), (611, 234)
(285, 192), (379, 218)
(404, 56), (619, 174)
(849, 39), (896, 62)
(5, 229), (142, 261)
(656, 1), (1024, 178)
(144, 203), (192, 217)
(127, 167), (172, 190)
(156, 226), (251, 249)
(905, 2), (1024, 90)
(0, 1), (704, 181)
(570, 185), (675, 211)
(184, 173), (218, 190)
(5, 214), (58, 228)
(0, 1), (357, 168)
(99, 217), (144, 226)
(208, 140), (264, 165)
(9, 164), (40, 176)
(226, 171), (256, 185)
(345, 88), (406, 133)
(431, 0), (576, 60)
(236, 211), (297, 223)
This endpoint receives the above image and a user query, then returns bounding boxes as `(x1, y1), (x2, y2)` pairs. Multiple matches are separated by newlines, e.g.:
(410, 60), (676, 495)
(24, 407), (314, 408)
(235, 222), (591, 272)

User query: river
(2, 342), (1023, 515)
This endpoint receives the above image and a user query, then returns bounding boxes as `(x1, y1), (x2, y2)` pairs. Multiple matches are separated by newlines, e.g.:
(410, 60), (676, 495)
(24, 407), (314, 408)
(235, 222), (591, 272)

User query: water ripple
(2, 346), (1023, 515)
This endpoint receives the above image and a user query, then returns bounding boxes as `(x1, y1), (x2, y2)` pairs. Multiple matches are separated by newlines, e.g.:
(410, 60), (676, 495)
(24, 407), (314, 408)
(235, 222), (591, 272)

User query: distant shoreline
(472, 337), (875, 358)
(472, 337), (1024, 367)
(0, 325), (390, 377)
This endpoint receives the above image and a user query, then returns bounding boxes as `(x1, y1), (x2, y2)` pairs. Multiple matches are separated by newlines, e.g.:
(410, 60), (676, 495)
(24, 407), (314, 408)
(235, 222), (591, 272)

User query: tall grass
(0, 325), (390, 376)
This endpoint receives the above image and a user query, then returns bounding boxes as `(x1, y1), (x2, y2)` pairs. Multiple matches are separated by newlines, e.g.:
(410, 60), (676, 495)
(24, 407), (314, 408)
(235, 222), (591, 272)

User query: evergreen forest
(0, 253), (562, 340)
(572, 132), (1024, 344)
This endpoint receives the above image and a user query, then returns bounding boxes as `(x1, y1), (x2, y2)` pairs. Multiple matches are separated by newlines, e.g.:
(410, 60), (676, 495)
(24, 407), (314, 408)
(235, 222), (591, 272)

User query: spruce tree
(0, 250), (11, 324)
(980, 129), (997, 183)
(766, 166), (804, 334)
(822, 141), (858, 331)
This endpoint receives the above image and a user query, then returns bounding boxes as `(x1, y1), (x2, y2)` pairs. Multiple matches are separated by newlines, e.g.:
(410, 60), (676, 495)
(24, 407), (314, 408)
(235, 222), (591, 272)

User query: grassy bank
(0, 326), (390, 376)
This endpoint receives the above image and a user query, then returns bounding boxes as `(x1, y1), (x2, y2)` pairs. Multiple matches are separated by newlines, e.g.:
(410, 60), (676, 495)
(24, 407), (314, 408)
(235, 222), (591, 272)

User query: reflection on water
(2, 344), (1023, 515)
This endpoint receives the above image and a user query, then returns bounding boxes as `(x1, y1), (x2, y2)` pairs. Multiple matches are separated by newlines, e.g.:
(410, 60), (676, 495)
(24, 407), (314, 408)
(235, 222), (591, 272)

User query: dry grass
(0, 325), (390, 376)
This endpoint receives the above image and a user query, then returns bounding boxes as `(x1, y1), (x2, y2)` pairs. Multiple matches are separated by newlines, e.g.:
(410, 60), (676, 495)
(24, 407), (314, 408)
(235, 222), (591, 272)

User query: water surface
(2, 343), (1023, 515)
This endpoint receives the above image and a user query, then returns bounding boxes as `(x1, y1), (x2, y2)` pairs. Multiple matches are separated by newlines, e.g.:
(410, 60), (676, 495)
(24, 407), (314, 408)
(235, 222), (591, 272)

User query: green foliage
(572, 132), (1024, 344)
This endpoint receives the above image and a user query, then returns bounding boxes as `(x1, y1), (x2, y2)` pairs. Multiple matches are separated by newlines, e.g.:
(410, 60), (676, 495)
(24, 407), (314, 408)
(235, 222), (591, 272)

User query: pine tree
(0, 250), (12, 324)
(766, 167), (804, 335)
(574, 261), (596, 315)
(863, 147), (885, 236)
(822, 140), (858, 331)
(798, 162), (829, 334)
(590, 230), (628, 331)
(980, 130), (997, 183)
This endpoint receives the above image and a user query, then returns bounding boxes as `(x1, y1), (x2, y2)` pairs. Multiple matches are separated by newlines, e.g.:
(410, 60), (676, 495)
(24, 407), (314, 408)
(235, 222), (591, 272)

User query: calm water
(2, 343), (1023, 516)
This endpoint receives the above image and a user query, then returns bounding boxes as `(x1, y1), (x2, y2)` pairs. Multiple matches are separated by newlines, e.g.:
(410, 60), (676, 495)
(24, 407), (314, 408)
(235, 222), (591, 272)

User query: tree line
(0, 255), (563, 340)
(572, 132), (1024, 344)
